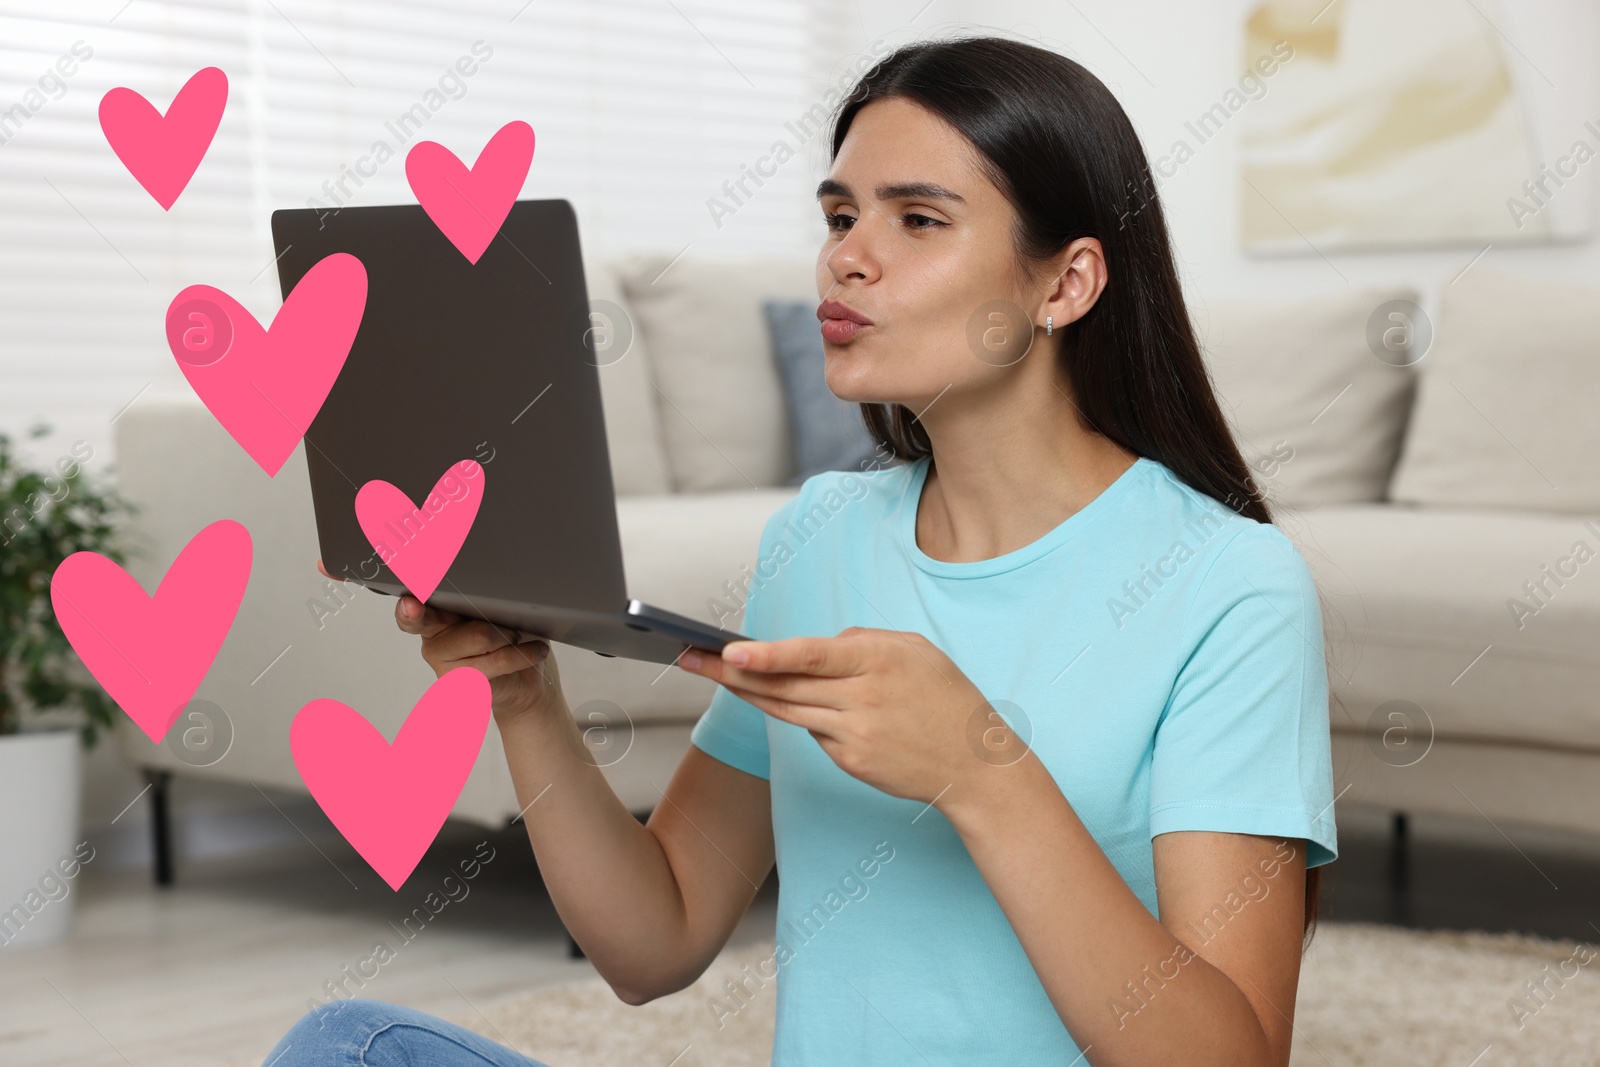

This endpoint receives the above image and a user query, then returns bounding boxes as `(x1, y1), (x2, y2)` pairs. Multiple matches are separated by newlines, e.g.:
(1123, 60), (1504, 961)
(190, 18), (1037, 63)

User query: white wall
(918, 0), (1600, 313)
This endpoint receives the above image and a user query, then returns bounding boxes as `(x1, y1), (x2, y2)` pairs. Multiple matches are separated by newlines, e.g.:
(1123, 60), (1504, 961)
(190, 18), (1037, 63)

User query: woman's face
(815, 95), (1048, 410)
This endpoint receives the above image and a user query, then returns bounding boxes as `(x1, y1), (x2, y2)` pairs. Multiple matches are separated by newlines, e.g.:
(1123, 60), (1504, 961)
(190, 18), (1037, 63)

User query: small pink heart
(166, 252), (368, 477)
(355, 459), (485, 602)
(291, 667), (492, 890)
(50, 520), (251, 745)
(98, 66), (228, 210)
(405, 120), (535, 264)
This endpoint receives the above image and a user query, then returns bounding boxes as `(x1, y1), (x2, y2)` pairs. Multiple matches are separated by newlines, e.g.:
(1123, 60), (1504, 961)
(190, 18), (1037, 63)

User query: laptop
(269, 199), (748, 665)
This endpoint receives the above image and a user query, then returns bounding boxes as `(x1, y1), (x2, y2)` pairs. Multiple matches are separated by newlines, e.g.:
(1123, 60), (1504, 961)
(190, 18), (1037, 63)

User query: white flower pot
(0, 729), (84, 949)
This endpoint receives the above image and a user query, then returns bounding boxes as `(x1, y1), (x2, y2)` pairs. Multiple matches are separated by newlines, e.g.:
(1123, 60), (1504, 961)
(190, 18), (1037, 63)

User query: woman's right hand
(316, 557), (565, 725)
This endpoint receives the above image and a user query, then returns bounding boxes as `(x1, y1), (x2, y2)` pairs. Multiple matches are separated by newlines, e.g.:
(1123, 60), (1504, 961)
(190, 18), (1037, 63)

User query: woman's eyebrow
(815, 178), (966, 203)
(877, 181), (966, 203)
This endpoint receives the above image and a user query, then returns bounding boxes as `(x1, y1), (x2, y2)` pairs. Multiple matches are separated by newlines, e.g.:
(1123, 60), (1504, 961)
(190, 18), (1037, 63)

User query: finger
(720, 635), (866, 678)
(396, 595), (461, 637)
(465, 638), (551, 677)
(722, 680), (842, 736)
(694, 654), (849, 709)
(315, 557), (345, 581)
(431, 617), (528, 662)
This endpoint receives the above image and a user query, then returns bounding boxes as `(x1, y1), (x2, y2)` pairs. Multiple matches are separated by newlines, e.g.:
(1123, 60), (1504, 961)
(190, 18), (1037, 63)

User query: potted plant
(0, 423), (135, 949)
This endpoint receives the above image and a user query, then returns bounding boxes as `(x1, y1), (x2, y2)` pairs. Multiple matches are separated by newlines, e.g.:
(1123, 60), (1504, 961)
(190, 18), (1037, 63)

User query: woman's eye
(903, 212), (945, 230)
(824, 211), (855, 232)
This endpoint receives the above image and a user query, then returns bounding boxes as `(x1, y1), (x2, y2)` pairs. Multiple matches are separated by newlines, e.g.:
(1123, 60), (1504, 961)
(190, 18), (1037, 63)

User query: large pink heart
(291, 667), (492, 890)
(99, 66), (228, 210)
(50, 519), (251, 745)
(356, 459), (485, 602)
(405, 120), (535, 264)
(166, 252), (368, 477)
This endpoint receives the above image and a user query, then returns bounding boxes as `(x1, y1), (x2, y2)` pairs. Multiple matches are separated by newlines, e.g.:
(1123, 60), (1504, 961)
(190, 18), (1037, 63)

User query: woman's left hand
(679, 627), (1019, 809)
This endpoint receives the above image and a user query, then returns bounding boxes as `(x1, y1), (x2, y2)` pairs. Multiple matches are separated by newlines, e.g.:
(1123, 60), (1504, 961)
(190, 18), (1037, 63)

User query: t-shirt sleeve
(1148, 522), (1339, 868)
(688, 495), (800, 781)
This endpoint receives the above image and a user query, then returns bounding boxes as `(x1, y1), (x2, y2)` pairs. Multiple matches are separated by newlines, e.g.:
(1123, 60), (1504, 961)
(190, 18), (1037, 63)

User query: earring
(1046, 315), (1053, 336)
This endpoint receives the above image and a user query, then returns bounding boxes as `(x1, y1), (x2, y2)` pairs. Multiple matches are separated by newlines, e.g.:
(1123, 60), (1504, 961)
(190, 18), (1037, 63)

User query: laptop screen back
(270, 199), (627, 615)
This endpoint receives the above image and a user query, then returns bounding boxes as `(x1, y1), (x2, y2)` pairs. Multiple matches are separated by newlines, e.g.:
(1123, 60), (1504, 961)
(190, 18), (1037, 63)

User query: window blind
(0, 0), (857, 466)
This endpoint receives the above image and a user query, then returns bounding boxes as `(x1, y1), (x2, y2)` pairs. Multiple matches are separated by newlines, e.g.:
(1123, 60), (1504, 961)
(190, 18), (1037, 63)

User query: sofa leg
(144, 769), (174, 887)
(1388, 811), (1410, 925)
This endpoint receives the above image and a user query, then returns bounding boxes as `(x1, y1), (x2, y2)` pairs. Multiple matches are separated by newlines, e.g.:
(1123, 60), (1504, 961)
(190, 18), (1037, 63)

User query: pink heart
(166, 252), (368, 477)
(98, 66), (228, 210)
(355, 459), (485, 602)
(49, 520), (251, 745)
(405, 120), (535, 264)
(291, 667), (492, 890)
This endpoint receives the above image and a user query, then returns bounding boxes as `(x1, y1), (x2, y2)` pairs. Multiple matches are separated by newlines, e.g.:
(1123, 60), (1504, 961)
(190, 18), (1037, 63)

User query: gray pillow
(763, 299), (882, 486)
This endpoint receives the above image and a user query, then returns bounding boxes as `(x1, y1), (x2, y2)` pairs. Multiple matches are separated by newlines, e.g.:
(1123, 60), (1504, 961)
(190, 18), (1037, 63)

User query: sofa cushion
(1281, 503), (1600, 751)
(112, 397), (447, 793)
(1194, 287), (1420, 509)
(553, 487), (800, 728)
(614, 253), (817, 491)
(1389, 269), (1600, 514)
(586, 260), (672, 496)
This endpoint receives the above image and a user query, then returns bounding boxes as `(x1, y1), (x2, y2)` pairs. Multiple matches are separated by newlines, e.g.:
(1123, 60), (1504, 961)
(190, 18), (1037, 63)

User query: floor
(4, 793), (1600, 1067)
(0, 791), (782, 1067)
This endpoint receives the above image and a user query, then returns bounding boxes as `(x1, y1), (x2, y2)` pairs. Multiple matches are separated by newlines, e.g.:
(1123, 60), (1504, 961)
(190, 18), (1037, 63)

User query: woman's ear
(1040, 236), (1108, 330)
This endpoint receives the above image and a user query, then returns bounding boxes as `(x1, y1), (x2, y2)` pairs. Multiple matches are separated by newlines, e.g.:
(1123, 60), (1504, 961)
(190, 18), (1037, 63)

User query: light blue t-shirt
(690, 454), (1338, 1063)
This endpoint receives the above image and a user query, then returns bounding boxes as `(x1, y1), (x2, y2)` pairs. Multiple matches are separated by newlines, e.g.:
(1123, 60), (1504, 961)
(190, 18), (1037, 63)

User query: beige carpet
(230, 922), (1600, 1066)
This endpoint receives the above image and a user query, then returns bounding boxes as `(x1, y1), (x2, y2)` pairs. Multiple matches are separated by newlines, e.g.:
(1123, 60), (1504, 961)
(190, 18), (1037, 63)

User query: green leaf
(0, 427), (134, 747)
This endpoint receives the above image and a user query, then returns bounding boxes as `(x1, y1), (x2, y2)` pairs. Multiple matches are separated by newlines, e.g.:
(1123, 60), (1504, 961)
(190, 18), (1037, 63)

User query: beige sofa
(112, 259), (1600, 883)
(1200, 271), (1600, 847)
(112, 253), (817, 842)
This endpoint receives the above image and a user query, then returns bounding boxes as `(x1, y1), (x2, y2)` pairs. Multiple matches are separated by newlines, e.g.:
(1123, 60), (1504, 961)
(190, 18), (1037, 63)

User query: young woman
(267, 34), (1337, 1067)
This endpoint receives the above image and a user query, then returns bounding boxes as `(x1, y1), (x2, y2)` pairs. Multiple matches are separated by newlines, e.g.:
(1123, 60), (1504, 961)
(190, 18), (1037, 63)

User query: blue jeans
(261, 997), (553, 1066)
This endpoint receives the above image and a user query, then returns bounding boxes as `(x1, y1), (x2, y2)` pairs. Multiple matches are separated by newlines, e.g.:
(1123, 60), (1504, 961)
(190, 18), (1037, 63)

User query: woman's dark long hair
(830, 35), (1327, 947)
